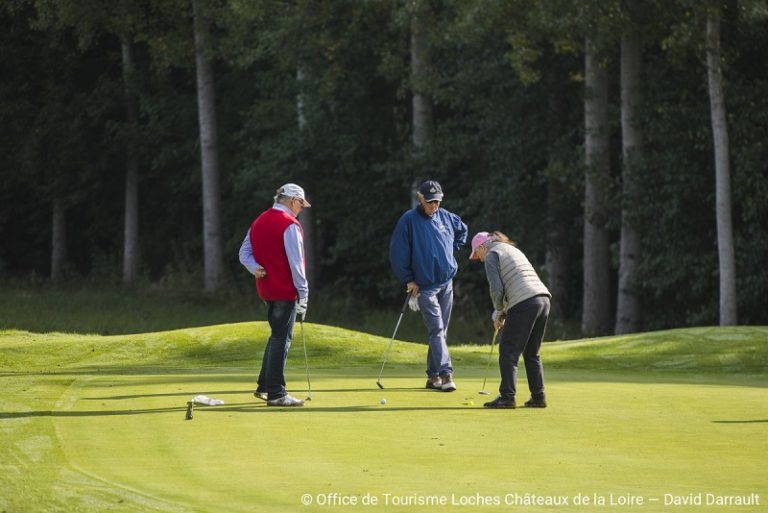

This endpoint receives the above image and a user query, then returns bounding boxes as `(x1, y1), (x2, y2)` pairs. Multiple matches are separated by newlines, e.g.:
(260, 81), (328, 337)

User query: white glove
(408, 294), (420, 312)
(296, 297), (308, 320)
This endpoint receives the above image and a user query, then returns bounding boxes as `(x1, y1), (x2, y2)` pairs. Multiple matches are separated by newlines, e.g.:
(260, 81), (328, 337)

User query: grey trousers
(418, 281), (454, 377)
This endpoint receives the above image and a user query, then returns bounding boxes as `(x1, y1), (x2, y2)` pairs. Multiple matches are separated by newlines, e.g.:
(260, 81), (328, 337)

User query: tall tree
(409, 0), (433, 205)
(705, 3), (737, 325)
(544, 66), (573, 322)
(50, 196), (67, 281)
(192, 0), (224, 292)
(582, 36), (613, 337)
(615, 0), (644, 334)
(296, 65), (316, 288)
(121, 31), (140, 285)
(23, 0), (146, 285)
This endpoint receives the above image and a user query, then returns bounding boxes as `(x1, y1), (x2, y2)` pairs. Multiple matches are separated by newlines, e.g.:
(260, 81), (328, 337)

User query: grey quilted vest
(487, 241), (550, 312)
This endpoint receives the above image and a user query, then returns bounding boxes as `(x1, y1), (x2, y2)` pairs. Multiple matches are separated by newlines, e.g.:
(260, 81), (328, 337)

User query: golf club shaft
(301, 320), (312, 399)
(376, 293), (411, 385)
(480, 328), (500, 392)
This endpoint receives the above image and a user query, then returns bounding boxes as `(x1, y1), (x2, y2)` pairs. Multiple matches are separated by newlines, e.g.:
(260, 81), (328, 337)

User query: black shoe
(524, 396), (547, 408)
(483, 395), (516, 409)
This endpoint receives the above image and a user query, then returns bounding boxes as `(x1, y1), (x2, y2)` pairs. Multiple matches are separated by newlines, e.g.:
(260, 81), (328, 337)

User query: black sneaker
(483, 395), (516, 409)
(524, 396), (547, 408)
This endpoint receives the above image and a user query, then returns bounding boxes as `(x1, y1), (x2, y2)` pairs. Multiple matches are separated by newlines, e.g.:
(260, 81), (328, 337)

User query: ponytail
(492, 231), (516, 247)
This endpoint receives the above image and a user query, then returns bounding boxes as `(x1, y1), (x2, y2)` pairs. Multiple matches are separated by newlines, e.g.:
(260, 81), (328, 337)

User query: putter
(479, 328), (500, 395)
(376, 293), (411, 389)
(300, 319), (312, 401)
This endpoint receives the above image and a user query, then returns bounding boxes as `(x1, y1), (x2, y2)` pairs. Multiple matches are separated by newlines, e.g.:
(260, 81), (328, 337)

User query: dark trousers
(498, 295), (550, 400)
(257, 300), (296, 400)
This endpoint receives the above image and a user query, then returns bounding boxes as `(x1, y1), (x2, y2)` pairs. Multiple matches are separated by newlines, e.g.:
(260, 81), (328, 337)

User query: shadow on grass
(90, 386), (426, 400)
(0, 400), (488, 419)
(210, 405), (493, 413)
(711, 419), (768, 424)
(0, 407), (185, 418)
(4, 366), (766, 389)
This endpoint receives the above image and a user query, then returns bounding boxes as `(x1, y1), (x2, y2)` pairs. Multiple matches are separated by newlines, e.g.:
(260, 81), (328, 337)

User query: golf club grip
(400, 292), (411, 314)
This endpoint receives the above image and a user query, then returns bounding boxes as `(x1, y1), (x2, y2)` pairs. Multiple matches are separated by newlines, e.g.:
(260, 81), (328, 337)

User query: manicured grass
(1, 324), (766, 512)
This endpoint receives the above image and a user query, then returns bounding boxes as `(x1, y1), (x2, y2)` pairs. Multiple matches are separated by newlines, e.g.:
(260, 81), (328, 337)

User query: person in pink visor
(469, 231), (551, 409)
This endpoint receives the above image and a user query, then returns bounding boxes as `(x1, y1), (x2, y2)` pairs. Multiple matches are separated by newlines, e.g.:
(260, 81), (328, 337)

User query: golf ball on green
(380, 398), (387, 405)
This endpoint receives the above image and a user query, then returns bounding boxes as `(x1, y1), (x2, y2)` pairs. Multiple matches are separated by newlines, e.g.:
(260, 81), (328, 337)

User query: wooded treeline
(1, 0), (766, 336)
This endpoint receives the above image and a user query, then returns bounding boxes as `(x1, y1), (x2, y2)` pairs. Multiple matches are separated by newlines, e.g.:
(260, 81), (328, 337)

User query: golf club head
(478, 391), (490, 395)
(305, 395), (312, 401)
(185, 400), (194, 420)
(376, 381), (384, 389)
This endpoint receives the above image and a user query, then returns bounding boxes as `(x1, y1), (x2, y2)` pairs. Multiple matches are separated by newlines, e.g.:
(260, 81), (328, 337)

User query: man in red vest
(239, 183), (311, 407)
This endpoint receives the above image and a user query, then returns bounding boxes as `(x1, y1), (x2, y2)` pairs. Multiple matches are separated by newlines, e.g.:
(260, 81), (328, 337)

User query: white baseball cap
(276, 183), (311, 207)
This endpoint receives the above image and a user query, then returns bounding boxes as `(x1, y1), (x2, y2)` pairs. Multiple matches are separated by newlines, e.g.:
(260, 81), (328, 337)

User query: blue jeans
(256, 300), (296, 400)
(418, 281), (454, 377)
(498, 295), (550, 400)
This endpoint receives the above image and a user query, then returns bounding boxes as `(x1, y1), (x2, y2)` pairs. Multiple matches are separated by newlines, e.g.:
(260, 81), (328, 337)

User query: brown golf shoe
(425, 375), (442, 390)
(440, 373), (456, 392)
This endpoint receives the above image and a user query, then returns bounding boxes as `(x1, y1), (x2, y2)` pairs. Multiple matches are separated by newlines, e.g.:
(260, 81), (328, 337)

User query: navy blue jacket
(389, 206), (468, 290)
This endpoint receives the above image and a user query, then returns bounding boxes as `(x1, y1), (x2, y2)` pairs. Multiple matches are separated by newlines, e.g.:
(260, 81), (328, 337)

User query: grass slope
(1, 325), (766, 513)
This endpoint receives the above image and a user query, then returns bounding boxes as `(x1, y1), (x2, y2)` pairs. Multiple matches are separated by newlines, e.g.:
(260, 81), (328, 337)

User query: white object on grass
(193, 395), (225, 406)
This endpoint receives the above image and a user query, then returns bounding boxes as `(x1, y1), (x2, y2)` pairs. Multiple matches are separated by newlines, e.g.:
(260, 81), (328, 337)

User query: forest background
(1, 0), (766, 341)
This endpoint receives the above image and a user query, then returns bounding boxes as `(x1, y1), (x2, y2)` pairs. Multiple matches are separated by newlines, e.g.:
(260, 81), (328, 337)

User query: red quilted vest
(249, 208), (302, 301)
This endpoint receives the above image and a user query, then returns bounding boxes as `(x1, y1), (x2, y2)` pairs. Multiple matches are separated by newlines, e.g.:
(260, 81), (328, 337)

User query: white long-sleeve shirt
(238, 203), (308, 300)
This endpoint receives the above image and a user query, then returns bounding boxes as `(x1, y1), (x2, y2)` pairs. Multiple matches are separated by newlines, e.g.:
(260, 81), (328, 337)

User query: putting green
(1, 325), (766, 512)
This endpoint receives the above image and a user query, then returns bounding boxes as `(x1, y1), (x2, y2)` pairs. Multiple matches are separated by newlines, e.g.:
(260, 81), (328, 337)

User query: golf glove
(408, 294), (420, 312)
(296, 297), (308, 320)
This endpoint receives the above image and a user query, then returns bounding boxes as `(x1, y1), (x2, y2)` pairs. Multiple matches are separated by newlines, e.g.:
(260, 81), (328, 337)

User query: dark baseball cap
(418, 180), (443, 202)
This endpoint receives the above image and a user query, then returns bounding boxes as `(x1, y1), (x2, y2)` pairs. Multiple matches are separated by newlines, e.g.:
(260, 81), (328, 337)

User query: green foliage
(1, 0), (766, 334)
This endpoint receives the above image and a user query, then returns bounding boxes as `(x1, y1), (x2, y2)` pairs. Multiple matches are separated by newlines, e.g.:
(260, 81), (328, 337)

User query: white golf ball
(380, 398), (387, 405)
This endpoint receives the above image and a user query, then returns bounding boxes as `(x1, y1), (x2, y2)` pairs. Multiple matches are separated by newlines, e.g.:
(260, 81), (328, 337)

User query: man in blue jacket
(389, 180), (468, 392)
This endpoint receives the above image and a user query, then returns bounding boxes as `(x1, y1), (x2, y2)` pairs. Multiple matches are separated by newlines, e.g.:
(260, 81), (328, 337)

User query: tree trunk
(581, 37), (612, 337)
(410, 3), (433, 207)
(544, 71), (569, 321)
(545, 176), (570, 321)
(51, 196), (66, 282)
(616, 8), (643, 334)
(192, 0), (224, 293)
(296, 65), (316, 288)
(121, 33), (140, 286)
(706, 6), (738, 325)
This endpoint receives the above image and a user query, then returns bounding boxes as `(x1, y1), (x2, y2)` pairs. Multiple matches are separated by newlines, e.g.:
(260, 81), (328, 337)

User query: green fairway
(1, 324), (766, 512)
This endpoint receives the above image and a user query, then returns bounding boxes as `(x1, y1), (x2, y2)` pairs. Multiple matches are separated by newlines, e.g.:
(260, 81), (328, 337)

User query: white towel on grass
(193, 395), (225, 406)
